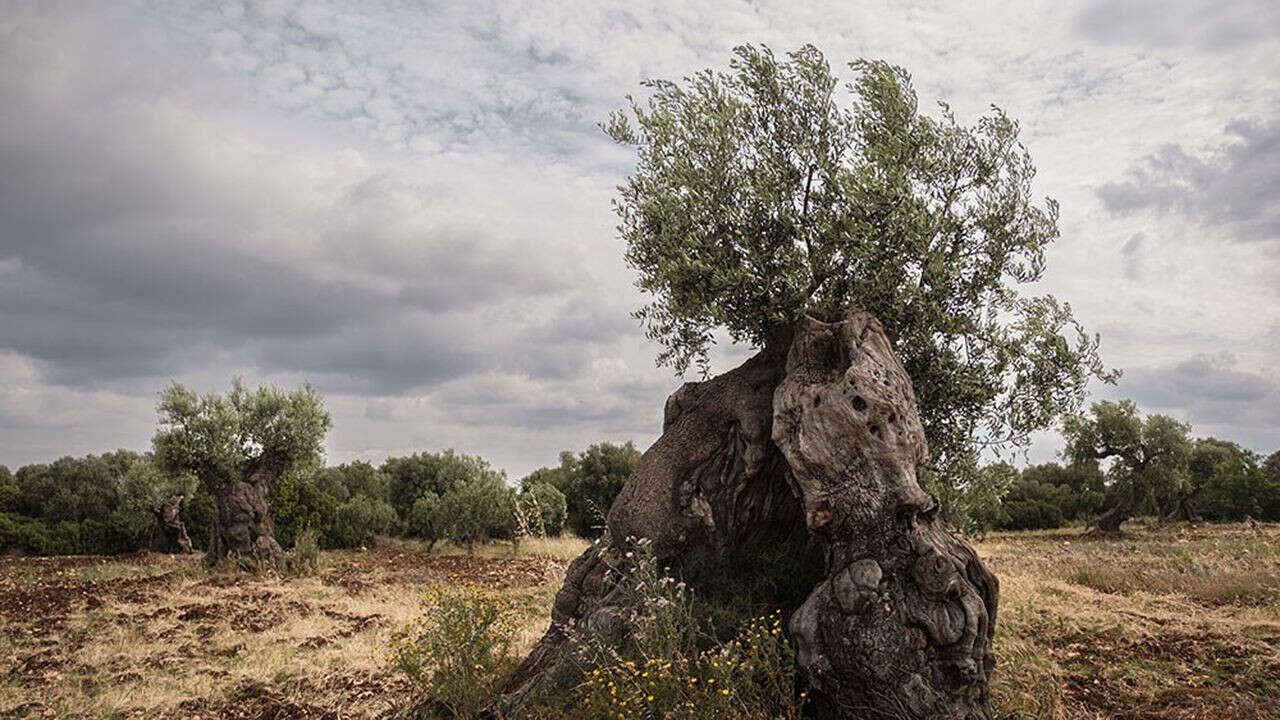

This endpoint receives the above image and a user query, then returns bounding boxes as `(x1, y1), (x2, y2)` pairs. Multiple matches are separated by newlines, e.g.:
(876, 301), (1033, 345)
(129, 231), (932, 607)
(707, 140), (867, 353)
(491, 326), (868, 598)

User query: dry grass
(0, 541), (579, 719)
(981, 521), (1280, 720)
(2, 526), (1277, 719)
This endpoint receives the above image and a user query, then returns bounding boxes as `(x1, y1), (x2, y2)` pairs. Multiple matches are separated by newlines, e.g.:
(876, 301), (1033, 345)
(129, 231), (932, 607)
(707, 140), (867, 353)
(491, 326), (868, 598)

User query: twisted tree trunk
(1095, 483), (1147, 533)
(502, 311), (998, 719)
(205, 468), (284, 569)
(149, 494), (194, 554)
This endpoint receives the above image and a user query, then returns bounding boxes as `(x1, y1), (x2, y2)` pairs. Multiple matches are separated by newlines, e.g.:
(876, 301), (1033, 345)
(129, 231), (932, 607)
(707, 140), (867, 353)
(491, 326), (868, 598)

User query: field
(1, 525), (1277, 720)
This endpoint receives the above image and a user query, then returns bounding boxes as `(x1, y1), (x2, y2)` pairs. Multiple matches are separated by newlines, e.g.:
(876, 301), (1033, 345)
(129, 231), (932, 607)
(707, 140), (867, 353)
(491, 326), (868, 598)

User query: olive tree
(1062, 400), (1191, 532)
(507, 46), (1061, 719)
(605, 44), (1114, 501)
(152, 380), (331, 568)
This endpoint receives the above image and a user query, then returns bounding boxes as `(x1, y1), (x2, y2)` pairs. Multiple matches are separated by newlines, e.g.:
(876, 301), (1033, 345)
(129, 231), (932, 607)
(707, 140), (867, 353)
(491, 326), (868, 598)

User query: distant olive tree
(153, 380), (331, 568)
(1062, 400), (1191, 532)
(604, 44), (1115, 504)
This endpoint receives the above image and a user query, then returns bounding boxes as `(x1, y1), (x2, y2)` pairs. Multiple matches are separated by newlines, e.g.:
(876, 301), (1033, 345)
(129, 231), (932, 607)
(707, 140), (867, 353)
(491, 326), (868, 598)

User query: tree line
(0, 440), (640, 557)
(971, 400), (1280, 533)
(2, 387), (1275, 558)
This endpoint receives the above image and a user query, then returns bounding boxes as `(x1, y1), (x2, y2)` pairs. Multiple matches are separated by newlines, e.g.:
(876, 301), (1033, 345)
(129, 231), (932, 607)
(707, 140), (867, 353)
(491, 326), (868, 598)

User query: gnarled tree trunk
(1163, 489), (1203, 524)
(205, 468), (284, 569)
(1095, 483), (1148, 533)
(149, 494), (194, 554)
(501, 311), (998, 719)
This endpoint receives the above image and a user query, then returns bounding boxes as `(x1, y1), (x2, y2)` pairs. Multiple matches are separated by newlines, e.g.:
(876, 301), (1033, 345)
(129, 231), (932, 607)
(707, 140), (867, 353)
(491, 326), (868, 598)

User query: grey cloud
(1075, 0), (1280, 50)
(1120, 354), (1280, 436)
(1097, 119), (1280, 244)
(0, 5), (620, 397)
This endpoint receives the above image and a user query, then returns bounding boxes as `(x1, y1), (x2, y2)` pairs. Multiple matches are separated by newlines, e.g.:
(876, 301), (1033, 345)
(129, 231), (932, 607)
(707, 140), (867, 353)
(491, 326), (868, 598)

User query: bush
(1001, 499), (1064, 531)
(439, 476), (516, 552)
(390, 585), (520, 718)
(329, 495), (396, 548)
(287, 528), (322, 575)
(522, 442), (640, 539)
(516, 482), (568, 538)
(269, 473), (339, 549)
(407, 492), (445, 550)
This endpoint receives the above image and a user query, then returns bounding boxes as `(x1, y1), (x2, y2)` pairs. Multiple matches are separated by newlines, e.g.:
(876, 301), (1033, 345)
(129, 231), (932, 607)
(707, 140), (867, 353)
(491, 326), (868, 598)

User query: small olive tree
(605, 44), (1115, 504)
(152, 379), (331, 568)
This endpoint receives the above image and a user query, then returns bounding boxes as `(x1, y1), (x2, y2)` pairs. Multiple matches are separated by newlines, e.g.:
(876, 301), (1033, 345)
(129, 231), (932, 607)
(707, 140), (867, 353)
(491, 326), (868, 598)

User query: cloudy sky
(2, 0), (1277, 476)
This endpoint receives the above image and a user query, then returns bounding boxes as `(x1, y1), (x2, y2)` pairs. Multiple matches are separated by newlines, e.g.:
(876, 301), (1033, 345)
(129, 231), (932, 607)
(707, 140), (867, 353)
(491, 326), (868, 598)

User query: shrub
(287, 528), (322, 575)
(1002, 499), (1064, 531)
(390, 584), (520, 718)
(269, 472), (339, 549)
(439, 476), (516, 552)
(329, 495), (396, 548)
(521, 442), (640, 539)
(408, 492), (445, 550)
(515, 482), (568, 539)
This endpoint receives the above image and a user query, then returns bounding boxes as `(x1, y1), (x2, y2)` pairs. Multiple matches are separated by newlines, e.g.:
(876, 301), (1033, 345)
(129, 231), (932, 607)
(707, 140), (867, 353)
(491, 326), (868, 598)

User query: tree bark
(501, 311), (998, 719)
(1164, 490), (1203, 524)
(1095, 483), (1145, 533)
(205, 468), (284, 569)
(149, 494), (194, 554)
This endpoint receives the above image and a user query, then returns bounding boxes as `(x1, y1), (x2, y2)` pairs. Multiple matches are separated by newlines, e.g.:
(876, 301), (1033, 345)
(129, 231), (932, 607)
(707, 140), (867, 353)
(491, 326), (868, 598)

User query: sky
(1, 0), (1277, 477)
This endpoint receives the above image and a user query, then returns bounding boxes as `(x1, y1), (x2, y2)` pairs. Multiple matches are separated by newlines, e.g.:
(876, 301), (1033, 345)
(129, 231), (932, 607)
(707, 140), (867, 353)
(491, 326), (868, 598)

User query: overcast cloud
(2, 0), (1277, 475)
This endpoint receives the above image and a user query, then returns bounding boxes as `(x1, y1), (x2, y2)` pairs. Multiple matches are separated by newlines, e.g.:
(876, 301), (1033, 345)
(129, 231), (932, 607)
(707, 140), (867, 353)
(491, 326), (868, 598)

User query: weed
(390, 583), (520, 718)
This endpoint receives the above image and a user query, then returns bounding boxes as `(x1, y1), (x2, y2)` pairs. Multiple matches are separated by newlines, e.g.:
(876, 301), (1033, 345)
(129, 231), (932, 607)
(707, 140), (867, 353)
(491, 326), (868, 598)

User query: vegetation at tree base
(519, 442), (641, 538)
(604, 44), (1117, 513)
(550, 543), (803, 720)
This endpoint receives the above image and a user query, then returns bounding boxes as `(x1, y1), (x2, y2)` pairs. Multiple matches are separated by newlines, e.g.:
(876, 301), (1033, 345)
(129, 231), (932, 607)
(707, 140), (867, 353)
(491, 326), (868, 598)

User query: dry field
(1, 525), (1277, 719)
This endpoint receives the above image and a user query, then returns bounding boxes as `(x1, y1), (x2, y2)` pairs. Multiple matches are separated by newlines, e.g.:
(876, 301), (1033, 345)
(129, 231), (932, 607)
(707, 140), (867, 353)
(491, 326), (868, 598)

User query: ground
(1, 525), (1276, 719)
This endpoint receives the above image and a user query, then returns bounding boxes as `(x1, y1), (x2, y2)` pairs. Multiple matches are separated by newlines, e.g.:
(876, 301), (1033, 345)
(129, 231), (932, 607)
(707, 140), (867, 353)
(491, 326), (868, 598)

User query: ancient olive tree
(605, 44), (1114, 497)
(506, 45), (1110, 719)
(153, 380), (331, 568)
(1062, 400), (1191, 533)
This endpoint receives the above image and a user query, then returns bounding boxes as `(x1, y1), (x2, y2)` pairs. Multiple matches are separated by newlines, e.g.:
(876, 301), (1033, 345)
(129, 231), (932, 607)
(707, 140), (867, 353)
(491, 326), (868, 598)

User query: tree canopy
(153, 379), (331, 491)
(605, 44), (1114, 484)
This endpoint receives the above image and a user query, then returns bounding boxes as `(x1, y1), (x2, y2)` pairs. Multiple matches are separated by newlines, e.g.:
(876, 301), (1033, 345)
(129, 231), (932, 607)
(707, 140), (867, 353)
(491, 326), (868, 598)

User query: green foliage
(438, 475), (516, 551)
(152, 379), (331, 493)
(269, 471), (339, 549)
(390, 585), (520, 719)
(181, 485), (213, 551)
(382, 450), (501, 523)
(929, 459), (1018, 535)
(288, 528), (322, 575)
(1062, 400), (1192, 527)
(517, 481), (568, 537)
(407, 492), (446, 548)
(1191, 439), (1280, 522)
(523, 442), (640, 538)
(111, 454), (198, 549)
(330, 495), (397, 548)
(1001, 498), (1065, 531)
(605, 44), (1115, 506)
